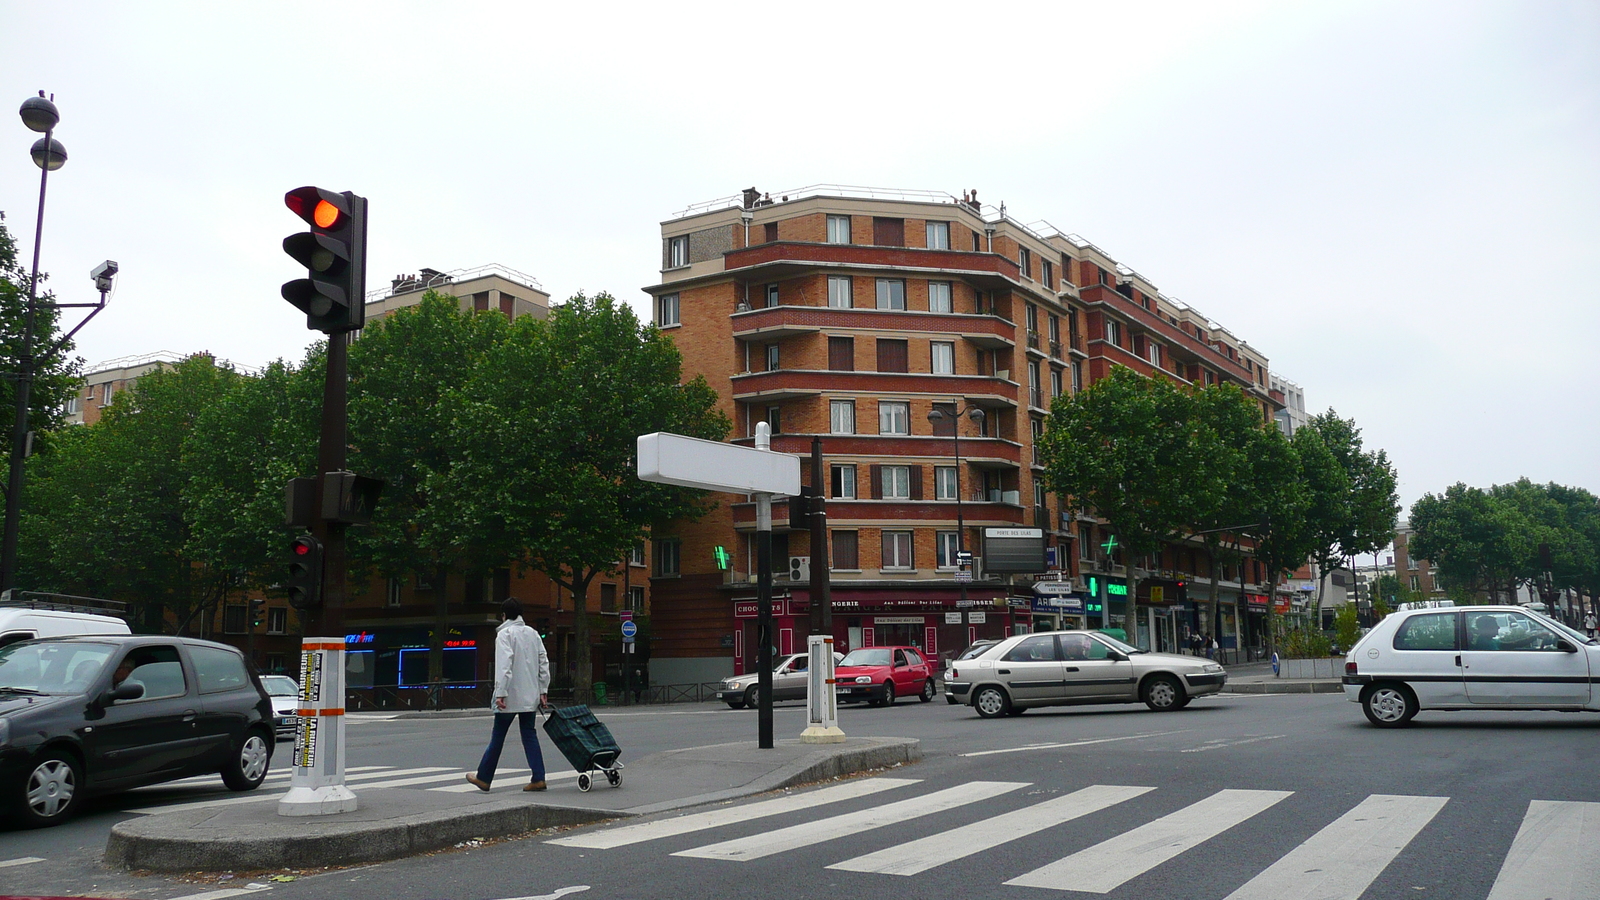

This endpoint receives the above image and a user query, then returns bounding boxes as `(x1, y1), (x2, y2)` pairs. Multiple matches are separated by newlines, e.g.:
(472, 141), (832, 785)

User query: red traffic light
(284, 187), (351, 231)
(292, 537), (316, 556)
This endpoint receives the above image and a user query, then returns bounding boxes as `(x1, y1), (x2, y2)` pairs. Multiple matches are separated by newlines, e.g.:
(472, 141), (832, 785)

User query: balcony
(1049, 340), (1063, 359)
(731, 370), (1019, 405)
(723, 241), (1021, 289)
(732, 305), (1016, 349)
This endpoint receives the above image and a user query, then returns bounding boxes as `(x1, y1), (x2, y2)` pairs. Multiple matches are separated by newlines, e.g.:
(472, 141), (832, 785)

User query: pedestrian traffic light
(249, 597), (266, 628)
(286, 534), (324, 609)
(282, 186), (368, 334)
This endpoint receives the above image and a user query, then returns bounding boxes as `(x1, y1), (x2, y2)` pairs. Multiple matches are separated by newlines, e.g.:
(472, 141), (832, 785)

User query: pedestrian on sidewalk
(466, 598), (550, 793)
(1585, 611), (1596, 639)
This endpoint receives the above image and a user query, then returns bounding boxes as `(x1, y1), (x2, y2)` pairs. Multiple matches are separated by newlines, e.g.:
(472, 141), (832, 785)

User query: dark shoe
(465, 774), (491, 792)
(523, 781), (547, 792)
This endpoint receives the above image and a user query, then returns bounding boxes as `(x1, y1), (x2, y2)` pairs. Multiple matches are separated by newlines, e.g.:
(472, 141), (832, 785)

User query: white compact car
(1343, 605), (1599, 727)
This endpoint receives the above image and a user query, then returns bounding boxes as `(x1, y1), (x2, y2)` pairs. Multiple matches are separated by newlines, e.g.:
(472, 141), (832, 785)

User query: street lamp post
(928, 404), (985, 647)
(2, 93), (68, 593)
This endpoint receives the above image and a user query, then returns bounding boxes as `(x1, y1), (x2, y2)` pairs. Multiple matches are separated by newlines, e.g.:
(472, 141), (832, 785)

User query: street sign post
(637, 427), (804, 749)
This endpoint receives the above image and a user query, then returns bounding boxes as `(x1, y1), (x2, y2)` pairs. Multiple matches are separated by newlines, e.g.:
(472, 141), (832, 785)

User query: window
(657, 293), (680, 327)
(926, 221), (950, 249)
(877, 400), (909, 435)
(1393, 613), (1458, 651)
(826, 215), (851, 244)
(222, 604), (247, 634)
(931, 341), (954, 375)
(1148, 342), (1162, 368)
(116, 645), (187, 700)
(831, 464), (857, 499)
(875, 279), (906, 310)
(627, 586), (645, 612)
(267, 607), (287, 634)
(872, 217), (905, 247)
(830, 399), (856, 434)
(1026, 304), (1039, 333)
(765, 405), (781, 433)
(929, 401), (956, 436)
(1410, 575), (1421, 591)
(765, 284), (780, 308)
(1004, 634), (1059, 662)
(1105, 320), (1123, 346)
(190, 645), (251, 694)
(828, 336), (855, 371)
(928, 281), (952, 313)
(827, 276), (853, 308)
(876, 338), (908, 373)
(1079, 523), (1093, 559)
(386, 578), (403, 608)
(1050, 369), (1063, 398)
(104, 383), (115, 404)
(1042, 259), (1055, 290)
(65, 396), (80, 415)
(654, 539), (681, 576)
(763, 222), (778, 243)
(666, 235), (688, 268)
(880, 465), (911, 499)
(972, 229), (982, 251)
(630, 542), (646, 566)
(937, 531), (960, 568)
(832, 531), (860, 569)
(935, 466), (958, 500)
(1019, 247), (1032, 279)
(1071, 361), (1082, 392)
(600, 583), (617, 612)
(765, 343), (780, 371)
(881, 531), (913, 569)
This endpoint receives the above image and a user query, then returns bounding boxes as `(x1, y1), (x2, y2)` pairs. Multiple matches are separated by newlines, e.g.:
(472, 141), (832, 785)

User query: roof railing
(369, 263), (545, 303)
(0, 591), (128, 617)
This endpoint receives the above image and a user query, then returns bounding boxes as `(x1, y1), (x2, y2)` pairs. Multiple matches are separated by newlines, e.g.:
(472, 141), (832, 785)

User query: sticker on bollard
(279, 637), (357, 816)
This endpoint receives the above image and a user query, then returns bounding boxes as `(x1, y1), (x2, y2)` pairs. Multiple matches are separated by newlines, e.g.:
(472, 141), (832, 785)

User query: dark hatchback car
(0, 635), (276, 827)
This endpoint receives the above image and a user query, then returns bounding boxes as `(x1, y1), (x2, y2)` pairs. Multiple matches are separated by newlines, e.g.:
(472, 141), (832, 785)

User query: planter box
(1280, 657), (1341, 679)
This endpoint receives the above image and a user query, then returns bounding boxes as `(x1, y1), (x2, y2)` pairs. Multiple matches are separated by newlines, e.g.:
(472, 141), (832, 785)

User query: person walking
(466, 598), (550, 792)
(1585, 611), (1596, 639)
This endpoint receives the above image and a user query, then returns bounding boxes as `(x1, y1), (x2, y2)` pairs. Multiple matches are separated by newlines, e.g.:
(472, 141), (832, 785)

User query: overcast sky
(2, 1), (1596, 515)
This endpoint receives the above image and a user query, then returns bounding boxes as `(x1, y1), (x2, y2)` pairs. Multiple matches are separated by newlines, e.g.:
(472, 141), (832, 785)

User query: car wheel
(919, 680), (936, 703)
(221, 730), (272, 791)
(744, 685), (760, 709)
(17, 749), (83, 827)
(880, 681), (896, 707)
(1361, 683), (1417, 728)
(973, 685), (1010, 719)
(1142, 674), (1185, 712)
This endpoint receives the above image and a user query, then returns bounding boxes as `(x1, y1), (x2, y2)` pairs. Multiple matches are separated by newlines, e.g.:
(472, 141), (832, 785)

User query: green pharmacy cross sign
(1100, 534), (1119, 557)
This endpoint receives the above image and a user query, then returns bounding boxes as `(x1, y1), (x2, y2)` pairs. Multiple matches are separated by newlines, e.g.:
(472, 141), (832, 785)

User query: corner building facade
(646, 187), (1286, 684)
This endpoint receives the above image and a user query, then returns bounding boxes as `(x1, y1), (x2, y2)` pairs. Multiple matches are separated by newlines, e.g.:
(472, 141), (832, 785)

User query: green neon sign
(1107, 583), (1128, 596)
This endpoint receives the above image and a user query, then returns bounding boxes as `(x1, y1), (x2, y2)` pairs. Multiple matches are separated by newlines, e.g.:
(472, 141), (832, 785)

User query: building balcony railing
(1029, 387), (1045, 409)
(724, 241), (1022, 287)
(731, 305), (1016, 349)
(1079, 284), (1253, 380)
(1026, 330), (1040, 350)
(731, 369), (1020, 406)
(1049, 340), (1063, 359)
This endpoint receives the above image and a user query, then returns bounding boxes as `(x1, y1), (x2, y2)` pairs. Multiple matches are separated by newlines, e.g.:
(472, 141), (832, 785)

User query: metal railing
(345, 678), (730, 712)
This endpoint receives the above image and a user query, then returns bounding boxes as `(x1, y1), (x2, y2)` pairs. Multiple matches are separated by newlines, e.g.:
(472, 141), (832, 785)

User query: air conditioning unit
(788, 556), (811, 582)
(1002, 490), (1021, 505)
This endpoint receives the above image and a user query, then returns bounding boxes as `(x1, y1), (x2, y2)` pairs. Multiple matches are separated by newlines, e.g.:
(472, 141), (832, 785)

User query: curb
(105, 801), (616, 873)
(1222, 681), (1344, 694)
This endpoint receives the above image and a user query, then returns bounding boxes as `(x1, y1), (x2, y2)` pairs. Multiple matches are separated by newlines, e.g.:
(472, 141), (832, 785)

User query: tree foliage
(1411, 479), (1599, 603)
(0, 215), (83, 495)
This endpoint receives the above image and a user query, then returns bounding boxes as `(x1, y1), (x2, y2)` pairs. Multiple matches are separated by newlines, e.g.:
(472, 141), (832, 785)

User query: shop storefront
(340, 625), (483, 690)
(1030, 589), (1088, 632)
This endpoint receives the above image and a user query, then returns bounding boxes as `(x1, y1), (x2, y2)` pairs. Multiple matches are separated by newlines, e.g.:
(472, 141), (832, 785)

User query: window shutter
(870, 465), (883, 500)
(872, 217), (905, 247)
(876, 339), (908, 373)
(829, 337), (854, 371)
(909, 466), (923, 500)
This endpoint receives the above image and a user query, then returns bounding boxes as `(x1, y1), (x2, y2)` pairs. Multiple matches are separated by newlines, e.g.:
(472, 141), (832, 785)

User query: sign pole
(754, 426), (775, 749)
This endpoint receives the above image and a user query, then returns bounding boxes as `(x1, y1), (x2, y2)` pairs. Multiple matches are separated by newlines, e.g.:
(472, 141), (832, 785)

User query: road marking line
(164, 887), (271, 900)
(0, 856), (45, 868)
(1180, 734), (1286, 753)
(1487, 800), (1600, 900)
(1006, 788), (1293, 893)
(829, 784), (1154, 876)
(1222, 794), (1448, 900)
(674, 781), (1027, 861)
(159, 765), (388, 788)
(549, 778), (920, 848)
(127, 767), (457, 814)
(959, 730), (1188, 757)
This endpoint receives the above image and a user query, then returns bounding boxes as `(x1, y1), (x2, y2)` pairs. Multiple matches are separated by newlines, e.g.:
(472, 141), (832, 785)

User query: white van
(0, 592), (131, 648)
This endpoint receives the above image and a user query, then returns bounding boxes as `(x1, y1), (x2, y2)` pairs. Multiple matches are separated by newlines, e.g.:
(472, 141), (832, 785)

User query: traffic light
(250, 597), (266, 628)
(1176, 578), (1188, 603)
(789, 486), (823, 527)
(287, 534), (324, 609)
(282, 186), (368, 333)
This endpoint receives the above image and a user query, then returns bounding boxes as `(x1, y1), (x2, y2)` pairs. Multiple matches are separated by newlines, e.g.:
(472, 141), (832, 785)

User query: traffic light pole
(309, 330), (349, 640)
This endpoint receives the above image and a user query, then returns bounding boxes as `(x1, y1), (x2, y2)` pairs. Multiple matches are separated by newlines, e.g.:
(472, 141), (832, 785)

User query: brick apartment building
(644, 186), (1288, 684)
(1392, 521), (1447, 601)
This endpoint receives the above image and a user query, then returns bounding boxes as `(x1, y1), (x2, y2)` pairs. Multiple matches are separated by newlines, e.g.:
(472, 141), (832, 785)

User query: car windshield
(1091, 632), (1142, 655)
(955, 642), (996, 662)
(839, 648), (892, 667)
(0, 641), (115, 694)
(1523, 608), (1596, 645)
(260, 675), (300, 697)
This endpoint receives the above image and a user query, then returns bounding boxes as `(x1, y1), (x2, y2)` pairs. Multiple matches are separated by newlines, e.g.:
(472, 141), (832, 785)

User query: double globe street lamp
(2, 93), (114, 593)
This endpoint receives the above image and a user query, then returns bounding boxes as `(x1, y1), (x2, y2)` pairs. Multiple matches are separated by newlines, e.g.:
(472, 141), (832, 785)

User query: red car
(833, 646), (937, 706)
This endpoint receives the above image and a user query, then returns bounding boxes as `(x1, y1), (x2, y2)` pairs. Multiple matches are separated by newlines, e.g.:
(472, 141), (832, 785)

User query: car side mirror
(99, 682), (144, 705)
(1554, 639), (1578, 653)
(1107, 651), (1128, 662)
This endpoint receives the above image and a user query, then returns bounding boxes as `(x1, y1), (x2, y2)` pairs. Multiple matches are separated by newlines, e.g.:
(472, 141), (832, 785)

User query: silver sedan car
(945, 631), (1227, 717)
(716, 651), (844, 709)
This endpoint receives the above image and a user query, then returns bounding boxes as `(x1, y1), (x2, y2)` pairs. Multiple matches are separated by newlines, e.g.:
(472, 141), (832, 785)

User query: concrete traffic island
(105, 736), (921, 872)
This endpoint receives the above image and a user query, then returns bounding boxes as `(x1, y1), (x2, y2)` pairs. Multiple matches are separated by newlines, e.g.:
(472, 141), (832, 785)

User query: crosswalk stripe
(1222, 793), (1448, 900)
(158, 764), (388, 788)
(0, 857), (45, 868)
(829, 784), (1154, 876)
(1006, 788), (1293, 893)
(1487, 800), (1600, 900)
(549, 777), (921, 849)
(127, 766), (457, 814)
(674, 781), (1028, 862)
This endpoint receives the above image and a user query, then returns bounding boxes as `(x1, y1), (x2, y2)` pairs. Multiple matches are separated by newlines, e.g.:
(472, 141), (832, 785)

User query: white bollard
(800, 634), (845, 743)
(278, 637), (358, 816)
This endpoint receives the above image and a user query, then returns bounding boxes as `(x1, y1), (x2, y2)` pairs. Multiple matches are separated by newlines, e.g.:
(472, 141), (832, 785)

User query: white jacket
(492, 616), (550, 713)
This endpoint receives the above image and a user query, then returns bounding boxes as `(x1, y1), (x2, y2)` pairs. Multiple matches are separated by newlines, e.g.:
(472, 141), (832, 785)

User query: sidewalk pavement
(104, 736), (919, 873)
(1219, 662), (1344, 695)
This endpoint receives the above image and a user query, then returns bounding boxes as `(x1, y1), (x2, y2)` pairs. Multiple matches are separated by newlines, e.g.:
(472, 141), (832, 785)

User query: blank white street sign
(637, 432), (800, 496)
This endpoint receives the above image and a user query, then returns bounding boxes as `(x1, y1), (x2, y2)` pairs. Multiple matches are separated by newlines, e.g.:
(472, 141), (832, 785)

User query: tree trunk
(568, 568), (597, 699)
(1127, 568), (1142, 649)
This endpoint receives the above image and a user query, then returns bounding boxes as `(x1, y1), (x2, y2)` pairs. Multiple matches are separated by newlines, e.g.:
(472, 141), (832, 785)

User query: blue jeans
(476, 711), (546, 785)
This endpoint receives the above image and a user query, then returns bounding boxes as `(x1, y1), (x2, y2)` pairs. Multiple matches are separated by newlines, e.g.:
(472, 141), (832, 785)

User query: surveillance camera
(91, 260), (118, 281)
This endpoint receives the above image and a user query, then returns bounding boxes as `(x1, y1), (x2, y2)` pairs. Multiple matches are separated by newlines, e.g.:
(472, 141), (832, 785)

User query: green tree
(425, 292), (728, 695)
(0, 216), (83, 511)
(1187, 383), (1269, 644)
(1236, 424), (1315, 657)
(1039, 367), (1222, 648)
(1410, 484), (1534, 602)
(19, 355), (242, 631)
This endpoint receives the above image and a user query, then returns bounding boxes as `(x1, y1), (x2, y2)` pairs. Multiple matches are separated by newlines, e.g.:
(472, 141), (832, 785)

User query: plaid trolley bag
(542, 704), (623, 791)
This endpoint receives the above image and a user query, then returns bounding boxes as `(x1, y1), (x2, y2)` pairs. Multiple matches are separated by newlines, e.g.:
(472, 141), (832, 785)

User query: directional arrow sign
(637, 432), (801, 495)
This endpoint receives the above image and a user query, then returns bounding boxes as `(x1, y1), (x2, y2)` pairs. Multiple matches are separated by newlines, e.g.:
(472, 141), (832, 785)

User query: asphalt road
(4, 690), (1597, 899)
